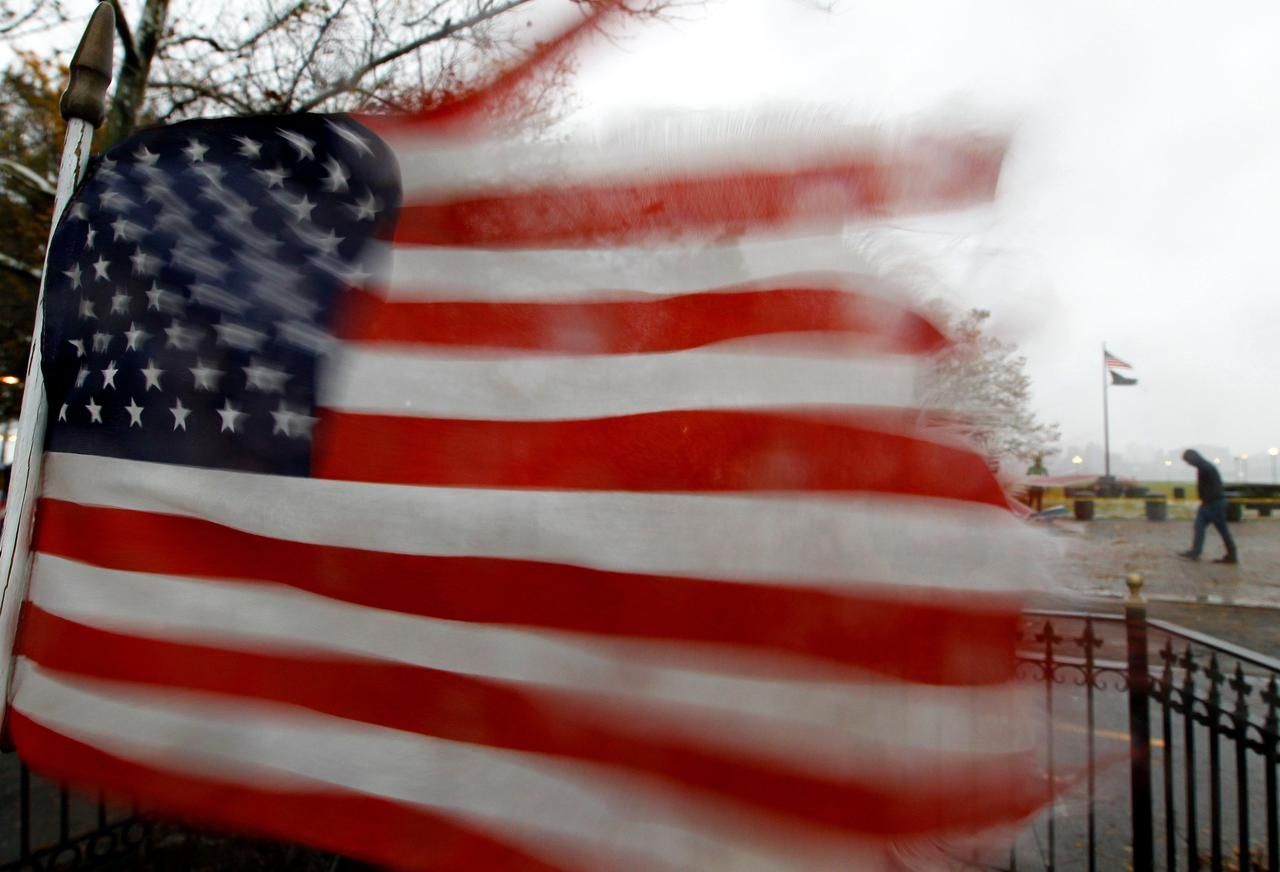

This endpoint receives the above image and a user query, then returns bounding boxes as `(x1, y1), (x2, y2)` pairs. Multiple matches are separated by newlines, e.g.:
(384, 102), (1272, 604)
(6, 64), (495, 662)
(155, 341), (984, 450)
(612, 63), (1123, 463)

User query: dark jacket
(1183, 449), (1225, 503)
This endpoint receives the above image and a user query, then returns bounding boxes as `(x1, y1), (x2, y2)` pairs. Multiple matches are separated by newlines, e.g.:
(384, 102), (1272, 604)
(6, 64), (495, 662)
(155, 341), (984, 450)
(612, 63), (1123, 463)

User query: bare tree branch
(294, 0), (539, 112)
(102, 0), (139, 66)
(0, 157), (54, 196)
(0, 251), (40, 280)
(280, 0), (352, 112)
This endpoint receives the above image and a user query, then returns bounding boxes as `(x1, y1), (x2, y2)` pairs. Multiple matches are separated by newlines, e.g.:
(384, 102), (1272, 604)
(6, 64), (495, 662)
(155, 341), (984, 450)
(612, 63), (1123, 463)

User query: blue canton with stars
(42, 114), (400, 475)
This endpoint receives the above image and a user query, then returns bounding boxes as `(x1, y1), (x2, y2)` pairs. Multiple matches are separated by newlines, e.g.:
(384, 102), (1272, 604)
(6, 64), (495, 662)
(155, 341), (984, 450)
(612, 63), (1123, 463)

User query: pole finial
(1126, 572), (1145, 605)
(59, 2), (115, 127)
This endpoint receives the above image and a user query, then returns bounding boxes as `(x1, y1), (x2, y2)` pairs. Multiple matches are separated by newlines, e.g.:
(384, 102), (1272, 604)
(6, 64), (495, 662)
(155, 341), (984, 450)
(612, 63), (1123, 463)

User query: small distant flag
(1105, 350), (1137, 386)
(1104, 350), (1132, 370)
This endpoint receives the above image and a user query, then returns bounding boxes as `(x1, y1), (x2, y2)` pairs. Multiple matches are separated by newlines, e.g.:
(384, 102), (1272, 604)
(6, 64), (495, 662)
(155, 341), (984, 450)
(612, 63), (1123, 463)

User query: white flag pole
(0, 2), (114, 737)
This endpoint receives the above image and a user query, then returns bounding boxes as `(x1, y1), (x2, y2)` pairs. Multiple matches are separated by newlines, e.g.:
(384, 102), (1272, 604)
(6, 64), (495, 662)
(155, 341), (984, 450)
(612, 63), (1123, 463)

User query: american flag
(1104, 350), (1133, 370)
(4, 105), (1051, 869)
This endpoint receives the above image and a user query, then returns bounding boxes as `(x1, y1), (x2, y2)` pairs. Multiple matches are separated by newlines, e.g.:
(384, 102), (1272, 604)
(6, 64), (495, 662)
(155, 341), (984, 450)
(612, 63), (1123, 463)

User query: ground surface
(1029, 511), (1280, 656)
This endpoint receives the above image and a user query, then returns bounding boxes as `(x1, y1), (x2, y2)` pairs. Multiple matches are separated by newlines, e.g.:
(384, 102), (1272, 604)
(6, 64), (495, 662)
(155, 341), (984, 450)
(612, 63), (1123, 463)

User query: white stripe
(383, 120), (994, 203)
(28, 555), (1035, 758)
(43, 453), (1046, 593)
(12, 662), (902, 872)
(320, 345), (920, 420)
(372, 235), (889, 302)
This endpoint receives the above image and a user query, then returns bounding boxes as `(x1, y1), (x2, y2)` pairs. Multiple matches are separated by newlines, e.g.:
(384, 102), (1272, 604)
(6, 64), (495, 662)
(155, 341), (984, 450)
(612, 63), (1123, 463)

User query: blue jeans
(1191, 499), (1236, 557)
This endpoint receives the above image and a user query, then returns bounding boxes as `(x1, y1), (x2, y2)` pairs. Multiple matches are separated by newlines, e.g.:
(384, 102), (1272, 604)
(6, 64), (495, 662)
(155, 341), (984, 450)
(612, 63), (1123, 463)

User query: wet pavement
(1029, 512), (1280, 656)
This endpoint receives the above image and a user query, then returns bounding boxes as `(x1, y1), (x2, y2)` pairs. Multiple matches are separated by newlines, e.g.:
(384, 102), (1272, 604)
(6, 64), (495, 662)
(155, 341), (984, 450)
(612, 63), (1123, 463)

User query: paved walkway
(1039, 514), (1280, 607)
(1029, 514), (1280, 656)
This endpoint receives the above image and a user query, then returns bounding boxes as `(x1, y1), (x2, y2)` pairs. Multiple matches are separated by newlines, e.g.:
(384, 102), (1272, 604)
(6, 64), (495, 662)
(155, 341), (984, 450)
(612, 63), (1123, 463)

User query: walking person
(1178, 449), (1239, 564)
(1025, 455), (1047, 512)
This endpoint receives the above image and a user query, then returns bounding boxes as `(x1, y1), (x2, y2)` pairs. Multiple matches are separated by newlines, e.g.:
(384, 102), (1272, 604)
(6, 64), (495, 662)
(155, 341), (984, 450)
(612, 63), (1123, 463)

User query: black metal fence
(3, 582), (1279, 871)
(1010, 580), (1280, 872)
(0, 750), (146, 871)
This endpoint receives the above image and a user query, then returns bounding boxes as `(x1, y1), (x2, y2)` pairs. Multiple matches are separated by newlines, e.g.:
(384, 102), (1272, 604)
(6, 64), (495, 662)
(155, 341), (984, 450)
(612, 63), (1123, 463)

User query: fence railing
(1010, 576), (1280, 872)
(3, 577), (1278, 872)
(0, 749), (146, 871)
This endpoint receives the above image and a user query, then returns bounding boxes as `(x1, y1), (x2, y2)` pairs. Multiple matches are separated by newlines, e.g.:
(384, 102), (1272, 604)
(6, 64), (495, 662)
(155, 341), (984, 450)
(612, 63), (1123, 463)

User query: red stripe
(391, 149), (1002, 247)
(19, 608), (1049, 838)
(34, 498), (1020, 686)
(7, 711), (579, 872)
(336, 286), (947, 354)
(313, 408), (1008, 506)
(356, 2), (626, 136)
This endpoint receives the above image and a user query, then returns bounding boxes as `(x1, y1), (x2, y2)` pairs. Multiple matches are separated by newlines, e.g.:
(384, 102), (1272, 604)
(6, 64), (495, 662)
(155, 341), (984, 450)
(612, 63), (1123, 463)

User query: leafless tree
(6, 0), (699, 145)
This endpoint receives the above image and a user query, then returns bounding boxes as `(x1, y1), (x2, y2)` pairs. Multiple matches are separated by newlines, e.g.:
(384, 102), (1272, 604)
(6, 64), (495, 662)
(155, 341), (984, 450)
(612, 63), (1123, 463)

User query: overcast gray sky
(571, 0), (1280, 463)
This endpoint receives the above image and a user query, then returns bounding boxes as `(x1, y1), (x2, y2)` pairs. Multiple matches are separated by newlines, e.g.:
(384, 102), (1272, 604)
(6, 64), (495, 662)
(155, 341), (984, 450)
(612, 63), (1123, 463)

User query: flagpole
(1102, 342), (1111, 483)
(0, 3), (114, 737)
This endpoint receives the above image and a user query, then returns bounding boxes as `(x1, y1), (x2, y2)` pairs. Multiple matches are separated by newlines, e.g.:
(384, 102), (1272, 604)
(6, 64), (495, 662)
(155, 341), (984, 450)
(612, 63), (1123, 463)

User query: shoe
(1213, 555), (1238, 565)
(1177, 551), (1200, 561)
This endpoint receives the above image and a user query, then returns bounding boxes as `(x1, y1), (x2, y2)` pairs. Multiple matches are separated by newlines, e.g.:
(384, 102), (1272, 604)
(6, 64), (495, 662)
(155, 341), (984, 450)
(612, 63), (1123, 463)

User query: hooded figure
(1179, 449), (1238, 564)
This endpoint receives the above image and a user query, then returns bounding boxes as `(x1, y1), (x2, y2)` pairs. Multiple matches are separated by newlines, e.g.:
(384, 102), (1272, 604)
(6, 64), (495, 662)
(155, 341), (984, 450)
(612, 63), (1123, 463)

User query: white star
(92, 256), (111, 280)
(302, 227), (343, 255)
(58, 403), (67, 422)
(270, 400), (316, 439)
(130, 248), (161, 276)
(243, 359), (290, 393)
(125, 398), (144, 428)
(63, 265), (82, 289)
(146, 283), (185, 314)
(68, 338), (85, 358)
(170, 242), (224, 281)
(183, 138), (208, 163)
(277, 320), (338, 356)
(213, 321), (267, 351)
(348, 190), (379, 222)
(218, 191), (256, 223)
(141, 360), (164, 391)
(164, 321), (203, 351)
(193, 163), (225, 188)
(110, 291), (130, 315)
(98, 189), (133, 211)
(190, 282), (248, 314)
(134, 146), (160, 167)
(286, 194), (316, 223)
(101, 360), (118, 389)
(124, 322), (149, 351)
(69, 202), (89, 221)
(217, 399), (245, 433)
(327, 119), (375, 157)
(85, 228), (97, 249)
(111, 216), (141, 242)
(321, 156), (349, 193)
(170, 398), (191, 431)
(235, 136), (262, 158)
(85, 397), (102, 423)
(79, 298), (96, 320)
(189, 360), (224, 391)
(277, 128), (315, 160)
(255, 164), (289, 188)
(75, 366), (89, 387)
(92, 332), (111, 353)
(142, 180), (169, 203)
(333, 260), (371, 287)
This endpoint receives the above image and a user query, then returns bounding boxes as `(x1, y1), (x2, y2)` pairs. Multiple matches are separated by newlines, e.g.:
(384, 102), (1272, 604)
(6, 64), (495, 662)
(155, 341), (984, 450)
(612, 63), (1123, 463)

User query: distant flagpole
(1102, 342), (1111, 481)
(0, 3), (114, 733)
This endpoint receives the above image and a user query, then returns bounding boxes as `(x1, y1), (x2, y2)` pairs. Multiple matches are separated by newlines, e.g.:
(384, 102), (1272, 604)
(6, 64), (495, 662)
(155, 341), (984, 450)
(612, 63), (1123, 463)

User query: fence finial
(1126, 572), (1145, 604)
(59, 2), (115, 127)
